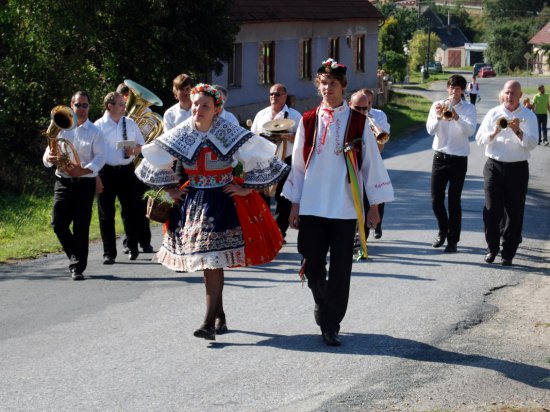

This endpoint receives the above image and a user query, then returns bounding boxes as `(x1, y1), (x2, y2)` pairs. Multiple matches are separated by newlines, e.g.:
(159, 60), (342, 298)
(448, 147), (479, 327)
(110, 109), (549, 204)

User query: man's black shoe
(432, 235), (446, 248)
(484, 252), (496, 263)
(103, 256), (115, 265)
(142, 245), (154, 253)
(71, 268), (84, 281)
(501, 258), (513, 266)
(122, 246), (130, 255)
(129, 251), (139, 261)
(374, 229), (382, 239)
(444, 243), (457, 253)
(322, 330), (341, 347)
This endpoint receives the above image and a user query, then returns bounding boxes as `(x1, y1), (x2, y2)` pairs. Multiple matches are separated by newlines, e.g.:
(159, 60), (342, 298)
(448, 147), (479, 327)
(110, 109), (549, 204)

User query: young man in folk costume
(282, 59), (394, 346)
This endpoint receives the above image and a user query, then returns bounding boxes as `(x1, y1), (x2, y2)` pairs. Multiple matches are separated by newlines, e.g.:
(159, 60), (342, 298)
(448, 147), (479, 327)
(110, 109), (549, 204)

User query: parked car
(473, 62), (490, 77)
(427, 61), (443, 73)
(479, 66), (496, 78)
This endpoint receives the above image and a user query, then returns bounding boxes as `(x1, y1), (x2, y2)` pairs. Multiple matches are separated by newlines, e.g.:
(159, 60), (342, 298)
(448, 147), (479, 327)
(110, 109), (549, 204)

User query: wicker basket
(145, 189), (173, 223)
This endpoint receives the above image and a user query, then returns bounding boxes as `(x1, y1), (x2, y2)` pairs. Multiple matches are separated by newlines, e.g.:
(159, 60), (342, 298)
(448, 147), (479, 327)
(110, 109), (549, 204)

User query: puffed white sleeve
(361, 122), (394, 205)
(134, 142), (179, 188)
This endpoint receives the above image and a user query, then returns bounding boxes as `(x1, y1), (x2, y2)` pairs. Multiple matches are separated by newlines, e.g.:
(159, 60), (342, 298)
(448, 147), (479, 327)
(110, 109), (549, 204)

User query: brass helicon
(45, 105), (81, 171)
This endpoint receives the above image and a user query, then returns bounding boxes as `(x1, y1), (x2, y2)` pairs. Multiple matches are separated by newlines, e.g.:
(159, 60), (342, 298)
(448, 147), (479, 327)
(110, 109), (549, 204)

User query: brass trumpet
(439, 98), (455, 121)
(367, 113), (390, 145)
(496, 116), (524, 130)
(45, 105), (81, 170)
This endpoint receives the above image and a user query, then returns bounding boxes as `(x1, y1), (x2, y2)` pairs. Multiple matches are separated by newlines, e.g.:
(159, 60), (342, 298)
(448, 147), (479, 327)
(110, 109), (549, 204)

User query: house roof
(231, 0), (383, 22)
(423, 9), (470, 48)
(529, 21), (550, 45)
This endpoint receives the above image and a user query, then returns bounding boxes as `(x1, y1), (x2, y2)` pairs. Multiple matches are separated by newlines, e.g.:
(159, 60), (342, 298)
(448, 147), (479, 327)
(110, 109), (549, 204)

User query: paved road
(1, 76), (549, 411)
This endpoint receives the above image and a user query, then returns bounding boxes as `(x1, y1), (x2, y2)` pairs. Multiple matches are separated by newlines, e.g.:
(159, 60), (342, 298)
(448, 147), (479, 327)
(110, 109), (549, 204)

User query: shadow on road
(210, 331), (550, 390)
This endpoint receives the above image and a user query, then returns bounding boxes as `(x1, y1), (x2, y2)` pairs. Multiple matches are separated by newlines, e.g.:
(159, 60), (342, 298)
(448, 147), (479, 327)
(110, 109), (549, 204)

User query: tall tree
(0, 0), (238, 193)
(408, 30), (441, 72)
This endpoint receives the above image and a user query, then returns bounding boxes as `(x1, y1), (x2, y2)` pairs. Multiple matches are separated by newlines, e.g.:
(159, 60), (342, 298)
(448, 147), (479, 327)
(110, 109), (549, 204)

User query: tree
(380, 51), (407, 83)
(375, 1), (419, 43)
(379, 16), (404, 54)
(483, 0), (547, 19)
(408, 30), (441, 72)
(0, 0), (239, 194)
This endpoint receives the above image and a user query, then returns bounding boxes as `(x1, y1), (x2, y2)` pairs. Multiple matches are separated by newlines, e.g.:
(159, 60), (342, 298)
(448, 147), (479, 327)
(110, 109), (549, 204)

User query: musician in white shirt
(252, 83), (302, 240)
(43, 91), (105, 280)
(94, 92), (145, 264)
(475, 80), (537, 266)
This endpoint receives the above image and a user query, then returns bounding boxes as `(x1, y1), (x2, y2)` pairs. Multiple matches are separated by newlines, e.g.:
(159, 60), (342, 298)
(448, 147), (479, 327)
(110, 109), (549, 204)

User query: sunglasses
(269, 92), (283, 97)
(353, 106), (369, 111)
(74, 103), (89, 108)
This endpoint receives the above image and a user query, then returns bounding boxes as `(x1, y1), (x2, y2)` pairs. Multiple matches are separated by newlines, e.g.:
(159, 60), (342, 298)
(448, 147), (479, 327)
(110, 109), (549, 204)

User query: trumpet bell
(377, 132), (390, 145)
(497, 117), (508, 129)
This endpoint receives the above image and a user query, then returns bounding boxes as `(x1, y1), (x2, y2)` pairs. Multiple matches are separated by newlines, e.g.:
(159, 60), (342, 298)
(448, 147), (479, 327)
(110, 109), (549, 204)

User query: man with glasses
(251, 83), (301, 242)
(350, 89), (390, 242)
(426, 74), (477, 253)
(43, 91), (105, 280)
(95, 92), (145, 264)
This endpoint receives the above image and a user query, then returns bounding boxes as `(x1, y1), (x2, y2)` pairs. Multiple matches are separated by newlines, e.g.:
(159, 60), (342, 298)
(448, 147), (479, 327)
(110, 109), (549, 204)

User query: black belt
(57, 176), (91, 183)
(488, 157), (527, 165)
(103, 163), (134, 170)
(435, 150), (466, 159)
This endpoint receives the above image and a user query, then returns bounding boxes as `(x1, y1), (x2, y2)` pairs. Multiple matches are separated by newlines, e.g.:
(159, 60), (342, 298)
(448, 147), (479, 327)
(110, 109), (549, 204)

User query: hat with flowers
(317, 58), (347, 75)
(191, 83), (224, 107)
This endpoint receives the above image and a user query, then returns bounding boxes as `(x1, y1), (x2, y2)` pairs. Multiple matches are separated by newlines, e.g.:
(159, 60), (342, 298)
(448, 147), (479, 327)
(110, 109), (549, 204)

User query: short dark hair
(314, 72), (348, 90)
(103, 91), (121, 110)
(173, 73), (193, 91)
(116, 83), (130, 95)
(71, 91), (90, 103)
(447, 74), (467, 90)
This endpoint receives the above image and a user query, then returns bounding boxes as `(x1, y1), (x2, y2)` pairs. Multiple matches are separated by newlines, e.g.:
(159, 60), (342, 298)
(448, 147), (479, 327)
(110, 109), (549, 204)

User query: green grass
(0, 192), (127, 262)
(383, 91), (432, 139)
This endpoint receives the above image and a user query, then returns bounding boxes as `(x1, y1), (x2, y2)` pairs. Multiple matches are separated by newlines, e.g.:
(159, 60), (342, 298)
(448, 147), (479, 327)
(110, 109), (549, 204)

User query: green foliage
(375, 1), (419, 42)
(408, 30), (442, 72)
(0, 0), (238, 194)
(484, 20), (538, 72)
(483, 0), (545, 19)
(380, 51), (407, 84)
(379, 16), (404, 54)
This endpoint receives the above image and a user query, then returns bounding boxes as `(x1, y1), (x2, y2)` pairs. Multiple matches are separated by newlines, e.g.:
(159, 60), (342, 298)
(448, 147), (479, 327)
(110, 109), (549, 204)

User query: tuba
(367, 113), (390, 145)
(123, 79), (164, 145)
(46, 105), (81, 170)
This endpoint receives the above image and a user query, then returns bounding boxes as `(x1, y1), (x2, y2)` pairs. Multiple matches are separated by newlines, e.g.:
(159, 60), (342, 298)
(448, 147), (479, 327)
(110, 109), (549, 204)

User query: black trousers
(122, 179), (152, 249)
(431, 151), (468, 244)
(298, 215), (356, 333)
(363, 193), (385, 235)
(469, 94), (477, 105)
(51, 177), (96, 273)
(536, 113), (548, 143)
(483, 158), (529, 260)
(274, 156), (292, 238)
(97, 164), (141, 258)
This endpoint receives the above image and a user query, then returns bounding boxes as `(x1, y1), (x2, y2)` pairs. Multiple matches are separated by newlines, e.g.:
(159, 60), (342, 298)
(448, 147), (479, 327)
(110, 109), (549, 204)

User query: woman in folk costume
(136, 83), (289, 340)
(282, 59), (394, 347)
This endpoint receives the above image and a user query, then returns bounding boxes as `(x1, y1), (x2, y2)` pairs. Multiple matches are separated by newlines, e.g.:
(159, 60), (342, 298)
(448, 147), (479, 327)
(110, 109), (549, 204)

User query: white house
(211, 0), (384, 122)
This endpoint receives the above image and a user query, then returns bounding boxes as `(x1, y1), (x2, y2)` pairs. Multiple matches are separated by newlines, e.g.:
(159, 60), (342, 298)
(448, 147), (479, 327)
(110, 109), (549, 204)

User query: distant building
(211, 0), (385, 122)
(422, 8), (471, 68)
(528, 21), (550, 75)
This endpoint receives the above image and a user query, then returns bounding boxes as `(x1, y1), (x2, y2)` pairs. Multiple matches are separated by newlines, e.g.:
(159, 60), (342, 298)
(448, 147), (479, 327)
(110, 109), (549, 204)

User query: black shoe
(71, 268), (84, 281)
(444, 243), (457, 253)
(322, 330), (341, 347)
(432, 235), (446, 248)
(193, 324), (215, 340)
(374, 229), (382, 239)
(129, 251), (139, 261)
(142, 245), (154, 253)
(215, 318), (228, 335)
(484, 252), (496, 263)
(122, 246), (130, 255)
(501, 258), (513, 266)
(103, 256), (115, 265)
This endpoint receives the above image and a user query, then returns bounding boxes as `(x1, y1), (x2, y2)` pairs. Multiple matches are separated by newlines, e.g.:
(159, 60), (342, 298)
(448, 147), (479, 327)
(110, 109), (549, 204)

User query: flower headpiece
(318, 58), (347, 75)
(191, 83), (224, 107)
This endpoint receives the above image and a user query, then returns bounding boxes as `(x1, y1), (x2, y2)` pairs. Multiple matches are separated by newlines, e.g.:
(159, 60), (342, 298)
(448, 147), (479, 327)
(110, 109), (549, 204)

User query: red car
(479, 66), (496, 78)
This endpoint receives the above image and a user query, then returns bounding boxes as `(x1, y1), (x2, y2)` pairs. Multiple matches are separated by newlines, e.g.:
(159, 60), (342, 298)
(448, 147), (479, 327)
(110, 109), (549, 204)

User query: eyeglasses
(73, 103), (89, 109)
(269, 92), (283, 97)
(353, 106), (369, 112)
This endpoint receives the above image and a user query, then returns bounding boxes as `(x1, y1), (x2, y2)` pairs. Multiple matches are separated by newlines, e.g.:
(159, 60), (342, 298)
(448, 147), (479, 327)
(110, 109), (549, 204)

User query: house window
(300, 39), (312, 79)
(355, 35), (365, 72)
(259, 41), (275, 85)
(228, 43), (242, 87)
(329, 37), (340, 61)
